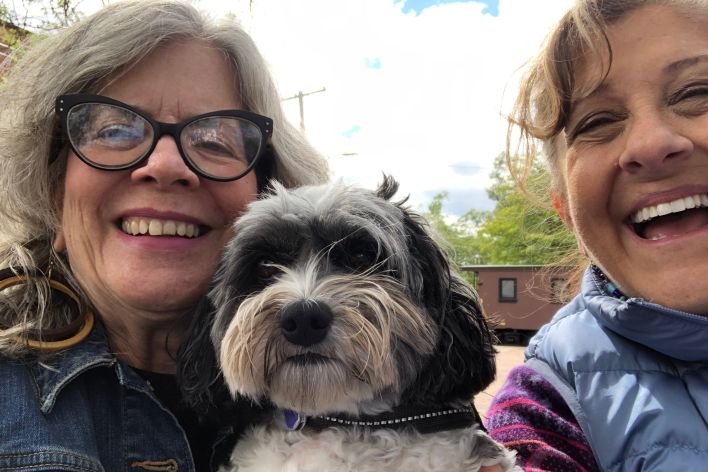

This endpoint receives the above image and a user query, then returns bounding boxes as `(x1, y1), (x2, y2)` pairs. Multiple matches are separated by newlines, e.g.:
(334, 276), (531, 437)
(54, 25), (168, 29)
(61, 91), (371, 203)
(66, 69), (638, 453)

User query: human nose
(130, 135), (200, 188)
(618, 113), (693, 174)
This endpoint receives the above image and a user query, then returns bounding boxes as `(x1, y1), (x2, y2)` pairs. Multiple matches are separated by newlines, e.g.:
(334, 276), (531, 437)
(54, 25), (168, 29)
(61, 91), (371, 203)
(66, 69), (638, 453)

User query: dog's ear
(176, 297), (225, 414)
(398, 209), (497, 404)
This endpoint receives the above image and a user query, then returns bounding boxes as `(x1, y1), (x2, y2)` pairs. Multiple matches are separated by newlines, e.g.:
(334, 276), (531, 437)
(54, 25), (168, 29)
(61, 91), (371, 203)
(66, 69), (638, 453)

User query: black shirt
(134, 369), (269, 471)
(135, 369), (219, 471)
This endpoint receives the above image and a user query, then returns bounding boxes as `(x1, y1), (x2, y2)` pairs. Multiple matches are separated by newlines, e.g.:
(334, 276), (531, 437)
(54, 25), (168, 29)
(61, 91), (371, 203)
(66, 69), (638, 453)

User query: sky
(104, 0), (575, 217)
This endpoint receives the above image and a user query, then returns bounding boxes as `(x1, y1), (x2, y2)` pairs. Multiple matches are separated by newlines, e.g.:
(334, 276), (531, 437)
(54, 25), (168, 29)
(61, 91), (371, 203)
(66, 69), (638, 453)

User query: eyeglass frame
(55, 93), (274, 182)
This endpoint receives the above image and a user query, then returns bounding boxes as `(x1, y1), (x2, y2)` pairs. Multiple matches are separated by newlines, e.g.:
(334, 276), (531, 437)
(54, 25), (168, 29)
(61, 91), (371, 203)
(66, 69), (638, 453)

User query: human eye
(185, 124), (247, 163)
(567, 111), (623, 143)
(95, 123), (144, 148)
(88, 108), (147, 150)
(191, 132), (233, 155)
(669, 82), (708, 115)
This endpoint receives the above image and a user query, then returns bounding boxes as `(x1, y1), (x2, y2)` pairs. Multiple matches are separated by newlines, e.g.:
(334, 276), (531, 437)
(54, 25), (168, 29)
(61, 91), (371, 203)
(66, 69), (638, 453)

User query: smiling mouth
(120, 216), (205, 238)
(631, 194), (708, 240)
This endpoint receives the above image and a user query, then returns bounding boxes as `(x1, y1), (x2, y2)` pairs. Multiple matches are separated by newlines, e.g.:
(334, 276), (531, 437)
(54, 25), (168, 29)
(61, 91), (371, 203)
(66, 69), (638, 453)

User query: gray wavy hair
(0, 0), (329, 355)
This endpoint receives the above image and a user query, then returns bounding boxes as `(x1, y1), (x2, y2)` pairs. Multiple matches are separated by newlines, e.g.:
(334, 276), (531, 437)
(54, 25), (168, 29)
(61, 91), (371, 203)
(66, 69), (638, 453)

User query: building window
(499, 278), (517, 302)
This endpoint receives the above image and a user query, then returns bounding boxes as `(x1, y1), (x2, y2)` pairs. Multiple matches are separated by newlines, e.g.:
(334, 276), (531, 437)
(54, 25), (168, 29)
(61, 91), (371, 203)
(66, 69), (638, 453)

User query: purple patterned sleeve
(484, 366), (600, 472)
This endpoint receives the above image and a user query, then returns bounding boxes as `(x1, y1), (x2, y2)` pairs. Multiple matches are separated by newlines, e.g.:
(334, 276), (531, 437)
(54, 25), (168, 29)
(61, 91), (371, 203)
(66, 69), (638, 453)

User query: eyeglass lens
(66, 103), (263, 179)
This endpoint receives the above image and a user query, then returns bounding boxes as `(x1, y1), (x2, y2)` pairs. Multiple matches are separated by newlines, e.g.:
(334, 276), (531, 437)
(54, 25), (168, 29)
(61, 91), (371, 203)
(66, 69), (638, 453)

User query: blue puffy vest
(525, 268), (708, 471)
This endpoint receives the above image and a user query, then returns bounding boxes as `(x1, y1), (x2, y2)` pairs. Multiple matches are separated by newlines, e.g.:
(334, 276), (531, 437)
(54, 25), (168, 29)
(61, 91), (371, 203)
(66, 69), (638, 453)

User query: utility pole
(283, 87), (326, 131)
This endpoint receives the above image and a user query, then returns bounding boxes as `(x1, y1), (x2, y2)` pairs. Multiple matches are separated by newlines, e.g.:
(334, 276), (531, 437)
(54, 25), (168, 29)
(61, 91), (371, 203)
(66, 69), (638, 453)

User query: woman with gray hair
(0, 0), (328, 470)
(486, 0), (708, 470)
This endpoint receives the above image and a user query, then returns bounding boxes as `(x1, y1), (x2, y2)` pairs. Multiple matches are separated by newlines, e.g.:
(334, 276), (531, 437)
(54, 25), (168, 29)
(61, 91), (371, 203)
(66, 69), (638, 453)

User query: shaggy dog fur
(179, 177), (519, 471)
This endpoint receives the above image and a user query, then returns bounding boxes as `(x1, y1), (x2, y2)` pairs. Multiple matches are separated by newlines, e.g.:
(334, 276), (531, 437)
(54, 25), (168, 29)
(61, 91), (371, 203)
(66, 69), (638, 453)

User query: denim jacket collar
(29, 319), (117, 414)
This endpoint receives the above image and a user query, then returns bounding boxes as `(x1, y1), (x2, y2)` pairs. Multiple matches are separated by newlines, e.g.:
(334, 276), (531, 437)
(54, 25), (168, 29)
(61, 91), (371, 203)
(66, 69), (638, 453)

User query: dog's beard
(218, 267), (438, 415)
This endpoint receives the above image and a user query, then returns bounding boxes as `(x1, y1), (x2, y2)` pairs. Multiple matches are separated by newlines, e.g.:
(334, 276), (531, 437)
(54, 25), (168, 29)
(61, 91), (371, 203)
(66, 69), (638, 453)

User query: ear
(176, 297), (225, 414)
(551, 190), (588, 255)
(409, 274), (496, 403)
(551, 190), (572, 229)
(53, 181), (67, 252)
(53, 229), (66, 252)
(398, 208), (496, 404)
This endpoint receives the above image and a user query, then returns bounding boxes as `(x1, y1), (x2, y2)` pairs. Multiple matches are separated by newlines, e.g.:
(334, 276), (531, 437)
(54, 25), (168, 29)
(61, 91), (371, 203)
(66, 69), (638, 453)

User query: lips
(630, 193), (708, 240)
(120, 216), (203, 238)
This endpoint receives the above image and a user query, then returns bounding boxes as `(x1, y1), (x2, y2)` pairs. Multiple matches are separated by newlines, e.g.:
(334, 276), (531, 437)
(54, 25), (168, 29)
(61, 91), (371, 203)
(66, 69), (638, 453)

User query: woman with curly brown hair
(486, 1), (708, 470)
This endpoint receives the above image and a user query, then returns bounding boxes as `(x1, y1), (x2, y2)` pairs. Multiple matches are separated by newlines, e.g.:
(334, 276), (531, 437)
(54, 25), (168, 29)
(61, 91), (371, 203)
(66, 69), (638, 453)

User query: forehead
(573, 5), (708, 101)
(100, 39), (241, 119)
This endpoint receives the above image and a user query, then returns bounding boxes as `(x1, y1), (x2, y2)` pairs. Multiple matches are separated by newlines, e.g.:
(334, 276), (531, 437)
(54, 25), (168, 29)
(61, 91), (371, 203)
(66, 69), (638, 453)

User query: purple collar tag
(283, 410), (306, 431)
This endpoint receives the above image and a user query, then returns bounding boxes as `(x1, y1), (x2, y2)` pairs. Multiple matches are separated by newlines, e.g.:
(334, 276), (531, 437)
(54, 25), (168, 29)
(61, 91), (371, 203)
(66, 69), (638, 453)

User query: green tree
(423, 153), (576, 268)
(0, 0), (84, 32)
(474, 154), (576, 265)
(424, 192), (489, 267)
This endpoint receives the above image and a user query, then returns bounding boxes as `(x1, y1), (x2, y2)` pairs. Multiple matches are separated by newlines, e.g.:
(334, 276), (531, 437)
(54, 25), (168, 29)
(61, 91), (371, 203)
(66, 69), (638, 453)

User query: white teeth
(163, 221), (176, 236)
(632, 193), (708, 224)
(148, 220), (162, 236)
(656, 203), (672, 217)
(669, 199), (685, 213)
(121, 217), (201, 238)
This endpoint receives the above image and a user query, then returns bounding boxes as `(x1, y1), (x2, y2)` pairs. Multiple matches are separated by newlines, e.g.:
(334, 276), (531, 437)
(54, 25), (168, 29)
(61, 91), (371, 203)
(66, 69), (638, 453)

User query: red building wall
(461, 265), (568, 336)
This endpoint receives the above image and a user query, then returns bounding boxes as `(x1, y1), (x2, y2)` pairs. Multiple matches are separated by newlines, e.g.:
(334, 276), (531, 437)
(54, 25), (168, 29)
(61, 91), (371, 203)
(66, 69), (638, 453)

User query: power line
(282, 87), (326, 131)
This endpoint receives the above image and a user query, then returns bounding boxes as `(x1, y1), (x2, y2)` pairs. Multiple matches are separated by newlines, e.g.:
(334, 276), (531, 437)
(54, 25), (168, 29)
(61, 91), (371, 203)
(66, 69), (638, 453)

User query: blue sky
(401, 0), (500, 16)
(198, 0), (574, 217)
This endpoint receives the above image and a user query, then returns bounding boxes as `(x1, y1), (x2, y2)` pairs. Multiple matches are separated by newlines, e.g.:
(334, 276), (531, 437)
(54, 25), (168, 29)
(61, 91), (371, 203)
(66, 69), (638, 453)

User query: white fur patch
(220, 424), (520, 472)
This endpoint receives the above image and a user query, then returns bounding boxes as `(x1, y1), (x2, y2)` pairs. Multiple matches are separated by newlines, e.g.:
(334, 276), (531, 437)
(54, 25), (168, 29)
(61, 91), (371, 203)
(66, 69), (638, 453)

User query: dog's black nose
(280, 300), (333, 347)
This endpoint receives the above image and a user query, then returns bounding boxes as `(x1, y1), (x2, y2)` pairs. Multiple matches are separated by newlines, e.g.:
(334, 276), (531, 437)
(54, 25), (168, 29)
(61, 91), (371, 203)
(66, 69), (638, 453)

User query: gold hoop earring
(0, 268), (94, 350)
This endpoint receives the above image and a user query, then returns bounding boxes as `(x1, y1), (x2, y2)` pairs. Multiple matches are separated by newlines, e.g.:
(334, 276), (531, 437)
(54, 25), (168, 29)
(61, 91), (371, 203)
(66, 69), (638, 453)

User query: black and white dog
(180, 177), (519, 471)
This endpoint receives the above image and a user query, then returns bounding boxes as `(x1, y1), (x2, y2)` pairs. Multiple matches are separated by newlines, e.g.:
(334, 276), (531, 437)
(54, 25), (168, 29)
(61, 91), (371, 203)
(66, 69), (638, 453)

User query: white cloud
(201, 0), (574, 215)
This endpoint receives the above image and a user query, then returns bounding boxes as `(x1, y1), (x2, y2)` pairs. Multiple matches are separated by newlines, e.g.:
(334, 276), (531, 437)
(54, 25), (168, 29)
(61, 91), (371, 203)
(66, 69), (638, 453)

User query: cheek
(60, 156), (107, 224)
(564, 150), (612, 217)
(211, 174), (259, 224)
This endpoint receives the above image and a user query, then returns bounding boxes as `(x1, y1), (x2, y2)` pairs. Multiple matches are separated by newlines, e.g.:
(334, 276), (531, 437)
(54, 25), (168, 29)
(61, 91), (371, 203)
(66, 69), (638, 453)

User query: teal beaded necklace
(592, 265), (628, 301)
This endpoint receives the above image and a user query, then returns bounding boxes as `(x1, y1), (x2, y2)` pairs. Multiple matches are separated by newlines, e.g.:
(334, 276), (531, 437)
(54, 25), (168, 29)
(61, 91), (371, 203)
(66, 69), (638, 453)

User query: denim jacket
(0, 321), (212, 472)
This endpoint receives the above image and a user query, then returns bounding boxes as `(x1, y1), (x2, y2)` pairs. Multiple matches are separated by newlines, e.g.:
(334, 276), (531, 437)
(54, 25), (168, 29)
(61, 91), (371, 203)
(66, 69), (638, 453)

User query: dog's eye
(255, 259), (281, 281)
(350, 250), (372, 266)
(343, 241), (378, 271)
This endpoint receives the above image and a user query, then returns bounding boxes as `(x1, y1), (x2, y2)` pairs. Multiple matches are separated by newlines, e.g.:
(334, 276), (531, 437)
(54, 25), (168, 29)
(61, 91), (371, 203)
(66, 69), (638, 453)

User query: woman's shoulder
(0, 356), (106, 470)
(0, 352), (193, 471)
(0, 325), (117, 456)
(525, 294), (609, 366)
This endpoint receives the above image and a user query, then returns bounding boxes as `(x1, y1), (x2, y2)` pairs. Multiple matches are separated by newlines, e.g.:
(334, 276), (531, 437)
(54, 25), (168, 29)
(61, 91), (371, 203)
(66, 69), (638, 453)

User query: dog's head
(179, 176), (495, 416)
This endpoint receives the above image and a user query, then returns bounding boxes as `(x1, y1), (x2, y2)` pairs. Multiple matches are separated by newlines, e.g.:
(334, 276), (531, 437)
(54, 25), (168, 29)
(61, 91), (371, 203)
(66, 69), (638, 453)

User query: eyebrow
(664, 54), (708, 75)
(570, 55), (708, 112)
